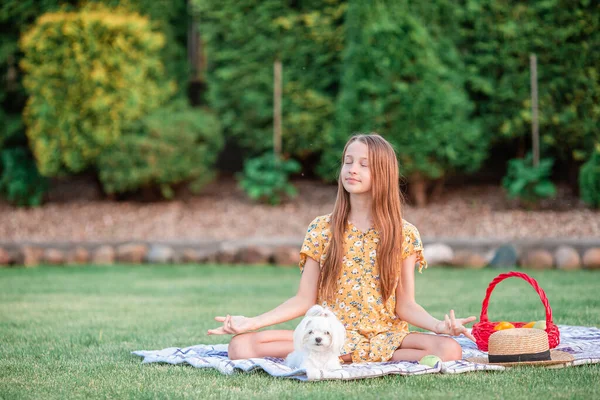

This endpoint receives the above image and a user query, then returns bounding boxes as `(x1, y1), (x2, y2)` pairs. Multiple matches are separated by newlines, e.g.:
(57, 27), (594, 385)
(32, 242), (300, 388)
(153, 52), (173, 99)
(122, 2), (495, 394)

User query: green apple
(419, 355), (442, 368)
(533, 320), (547, 330)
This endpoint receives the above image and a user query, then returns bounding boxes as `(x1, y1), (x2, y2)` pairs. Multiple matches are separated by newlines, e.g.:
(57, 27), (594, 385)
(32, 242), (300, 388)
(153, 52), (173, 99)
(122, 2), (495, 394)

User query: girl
(208, 133), (476, 364)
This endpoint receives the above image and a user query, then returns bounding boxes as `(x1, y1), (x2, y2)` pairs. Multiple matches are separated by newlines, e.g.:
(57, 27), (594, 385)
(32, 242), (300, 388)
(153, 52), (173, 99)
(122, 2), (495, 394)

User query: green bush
(192, 0), (345, 158)
(97, 0), (190, 94)
(455, 0), (600, 165)
(192, 0), (599, 191)
(97, 103), (223, 198)
(237, 152), (301, 205)
(319, 0), (487, 189)
(0, 0), (52, 157)
(1, 1), (189, 195)
(0, 100), (23, 150)
(0, 147), (48, 207)
(579, 144), (600, 209)
(502, 153), (556, 206)
(19, 4), (175, 177)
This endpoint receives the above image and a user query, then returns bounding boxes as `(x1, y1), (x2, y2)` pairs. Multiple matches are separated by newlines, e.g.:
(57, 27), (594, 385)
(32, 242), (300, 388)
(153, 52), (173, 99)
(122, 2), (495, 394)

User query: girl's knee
(228, 333), (255, 360)
(436, 337), (462, 361)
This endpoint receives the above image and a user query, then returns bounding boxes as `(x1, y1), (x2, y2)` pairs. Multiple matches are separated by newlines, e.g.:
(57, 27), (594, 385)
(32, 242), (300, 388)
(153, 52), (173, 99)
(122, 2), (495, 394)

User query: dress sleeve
(401, 220), (428, 273)
(299, 215), (330, 272)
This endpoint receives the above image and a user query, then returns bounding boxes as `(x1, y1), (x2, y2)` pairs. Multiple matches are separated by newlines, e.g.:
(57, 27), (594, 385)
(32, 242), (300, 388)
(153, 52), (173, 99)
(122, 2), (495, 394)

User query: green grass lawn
(1, 265), (599, 399)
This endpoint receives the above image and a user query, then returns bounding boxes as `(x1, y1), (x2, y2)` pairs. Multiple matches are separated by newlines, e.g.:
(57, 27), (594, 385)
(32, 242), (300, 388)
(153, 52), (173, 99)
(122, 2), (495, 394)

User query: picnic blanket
(132, 325), (600, 381)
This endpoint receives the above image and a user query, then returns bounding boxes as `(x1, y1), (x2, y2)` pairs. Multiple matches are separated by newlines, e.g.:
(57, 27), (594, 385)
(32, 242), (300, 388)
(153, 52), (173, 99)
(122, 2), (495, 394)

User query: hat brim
(467, 349), (574, 367)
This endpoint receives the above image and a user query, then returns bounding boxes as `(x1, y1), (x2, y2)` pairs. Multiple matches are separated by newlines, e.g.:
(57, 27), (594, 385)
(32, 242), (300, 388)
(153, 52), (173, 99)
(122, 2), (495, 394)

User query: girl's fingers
(463, 316), (477, 324)
(450, 310), (457, 330)
(223, 315), (233, 334)
(444, 314), (451, 332)
(228, 317), (239, 334)
(208, 314), (248, 335)
(207, 327), (225, 335)
(208, 315), (235, 335)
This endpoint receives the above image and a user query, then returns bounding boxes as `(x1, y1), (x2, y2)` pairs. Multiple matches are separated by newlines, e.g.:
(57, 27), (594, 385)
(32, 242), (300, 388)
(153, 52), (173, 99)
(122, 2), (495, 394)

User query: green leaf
(533, 181), (556, 198)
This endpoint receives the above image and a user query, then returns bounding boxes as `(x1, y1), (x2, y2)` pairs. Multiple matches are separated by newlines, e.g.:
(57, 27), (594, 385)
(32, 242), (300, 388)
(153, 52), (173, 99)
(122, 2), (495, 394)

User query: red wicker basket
(471, 271), (560, 351)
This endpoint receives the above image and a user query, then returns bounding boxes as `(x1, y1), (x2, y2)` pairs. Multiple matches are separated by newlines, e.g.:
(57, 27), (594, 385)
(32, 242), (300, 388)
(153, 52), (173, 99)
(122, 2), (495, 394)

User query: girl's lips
(346, 178), (360, 183)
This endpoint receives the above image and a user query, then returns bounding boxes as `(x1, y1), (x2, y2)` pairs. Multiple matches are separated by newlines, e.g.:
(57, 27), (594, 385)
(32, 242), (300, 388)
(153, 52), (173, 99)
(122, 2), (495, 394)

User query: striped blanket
(132, 325), (600, 381)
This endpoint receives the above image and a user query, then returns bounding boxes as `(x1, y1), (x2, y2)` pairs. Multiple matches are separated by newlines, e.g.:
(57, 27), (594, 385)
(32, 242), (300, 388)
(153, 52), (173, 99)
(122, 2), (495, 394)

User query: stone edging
(0, 237), (599, 270)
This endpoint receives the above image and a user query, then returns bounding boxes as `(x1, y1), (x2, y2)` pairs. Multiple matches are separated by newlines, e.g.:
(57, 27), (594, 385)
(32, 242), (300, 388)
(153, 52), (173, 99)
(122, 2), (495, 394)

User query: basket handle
(479, 271), (553, 325)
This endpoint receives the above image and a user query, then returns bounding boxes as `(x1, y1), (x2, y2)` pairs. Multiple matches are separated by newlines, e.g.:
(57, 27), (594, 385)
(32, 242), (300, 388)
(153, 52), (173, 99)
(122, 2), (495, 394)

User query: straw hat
(468, 328), (573, 367)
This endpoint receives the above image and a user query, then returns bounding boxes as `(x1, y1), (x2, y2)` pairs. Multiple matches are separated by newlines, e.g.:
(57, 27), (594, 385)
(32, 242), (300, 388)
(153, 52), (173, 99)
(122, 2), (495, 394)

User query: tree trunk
(273, 60), (282, 158)
(409, 173), (428, 207)
(569, 160), (581, 196)
(430, 177), (446, 203)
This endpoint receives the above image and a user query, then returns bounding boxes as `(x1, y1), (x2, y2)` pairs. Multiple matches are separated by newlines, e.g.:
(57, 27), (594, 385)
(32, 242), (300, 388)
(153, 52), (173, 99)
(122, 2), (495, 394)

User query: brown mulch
(1, 177), (599, 242)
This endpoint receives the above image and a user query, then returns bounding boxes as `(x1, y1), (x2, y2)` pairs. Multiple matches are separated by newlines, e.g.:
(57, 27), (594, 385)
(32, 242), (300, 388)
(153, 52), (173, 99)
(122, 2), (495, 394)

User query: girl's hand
(435, 309), (477, 341)
(207, 315), (257, 336)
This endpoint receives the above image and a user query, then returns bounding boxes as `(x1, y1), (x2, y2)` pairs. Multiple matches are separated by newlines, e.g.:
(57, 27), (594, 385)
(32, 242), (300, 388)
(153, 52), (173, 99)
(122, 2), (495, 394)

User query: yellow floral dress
(299, 214), (427, 364)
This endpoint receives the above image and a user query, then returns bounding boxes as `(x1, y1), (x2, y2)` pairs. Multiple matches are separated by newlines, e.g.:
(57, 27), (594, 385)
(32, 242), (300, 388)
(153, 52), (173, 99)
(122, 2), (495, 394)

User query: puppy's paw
(305, 367), (322, 380)
(325, 359), (342, 371)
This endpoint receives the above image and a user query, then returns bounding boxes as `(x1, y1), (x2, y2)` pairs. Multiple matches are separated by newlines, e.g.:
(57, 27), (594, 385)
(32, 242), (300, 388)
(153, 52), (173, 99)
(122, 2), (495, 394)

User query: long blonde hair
(320, 133), (405, 303)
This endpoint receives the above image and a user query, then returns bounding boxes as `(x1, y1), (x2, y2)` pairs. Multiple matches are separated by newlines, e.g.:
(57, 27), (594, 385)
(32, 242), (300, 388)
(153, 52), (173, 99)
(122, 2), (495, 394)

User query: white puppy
(285, 305), (346, 372)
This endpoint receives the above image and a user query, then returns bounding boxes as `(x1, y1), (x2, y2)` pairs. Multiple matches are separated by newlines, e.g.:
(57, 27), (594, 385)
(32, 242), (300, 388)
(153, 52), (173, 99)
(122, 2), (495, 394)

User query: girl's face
(341, 141), (372, 195)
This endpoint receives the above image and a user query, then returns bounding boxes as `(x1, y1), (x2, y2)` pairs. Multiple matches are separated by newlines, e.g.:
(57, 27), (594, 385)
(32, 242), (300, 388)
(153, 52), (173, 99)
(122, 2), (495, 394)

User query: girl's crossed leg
(227, 330), (462, 362)
(339, 332), (462, 363)
(228, 330), (294, 360)
(392, 332), (462, 362)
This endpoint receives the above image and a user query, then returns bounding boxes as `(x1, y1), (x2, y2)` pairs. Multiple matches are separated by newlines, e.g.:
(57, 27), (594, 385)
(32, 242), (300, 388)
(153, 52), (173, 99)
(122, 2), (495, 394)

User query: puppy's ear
(293, 318), (311, 351)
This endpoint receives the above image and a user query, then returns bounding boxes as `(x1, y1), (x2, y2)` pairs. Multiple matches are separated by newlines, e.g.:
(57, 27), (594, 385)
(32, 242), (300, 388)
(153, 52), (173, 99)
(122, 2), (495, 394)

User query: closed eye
(308, 330), (313, 335)
(324, 331), (330, 335)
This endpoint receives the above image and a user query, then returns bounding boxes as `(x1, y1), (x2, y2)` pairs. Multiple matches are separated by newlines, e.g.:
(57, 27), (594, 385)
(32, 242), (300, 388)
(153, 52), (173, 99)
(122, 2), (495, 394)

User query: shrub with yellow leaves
(20, 4), (176, 176)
